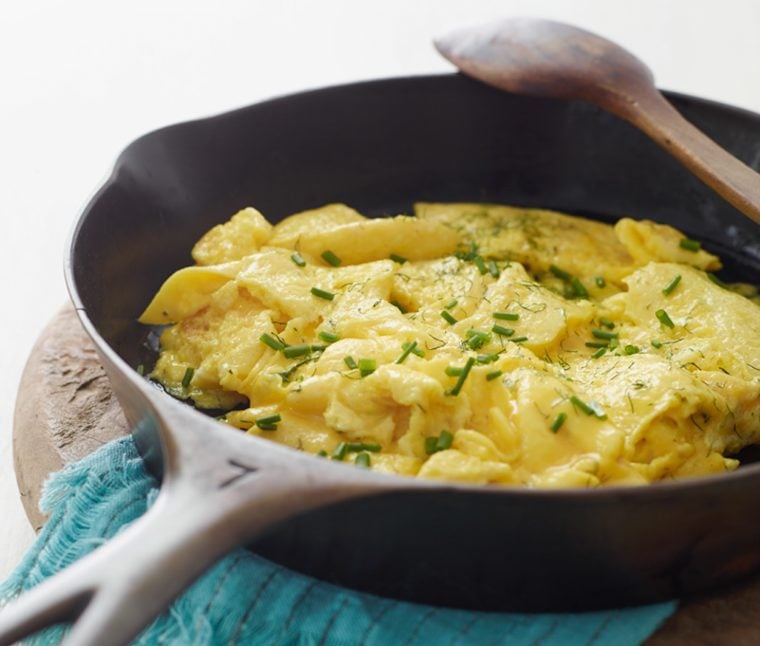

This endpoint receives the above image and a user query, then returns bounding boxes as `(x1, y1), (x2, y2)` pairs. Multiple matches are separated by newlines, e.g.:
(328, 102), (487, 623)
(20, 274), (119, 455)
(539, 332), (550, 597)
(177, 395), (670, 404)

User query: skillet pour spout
(2, 71), (760, 643)
(0, 378), (404, 646)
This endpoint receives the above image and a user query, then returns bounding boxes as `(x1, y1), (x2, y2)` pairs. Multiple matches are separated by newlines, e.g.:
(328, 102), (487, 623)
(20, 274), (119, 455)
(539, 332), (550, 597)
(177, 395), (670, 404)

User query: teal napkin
(1, 437), (676, 644)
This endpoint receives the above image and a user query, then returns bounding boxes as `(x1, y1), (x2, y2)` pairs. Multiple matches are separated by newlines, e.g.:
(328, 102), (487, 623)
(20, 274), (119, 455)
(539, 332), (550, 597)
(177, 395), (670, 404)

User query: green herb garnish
(624, 345), (640, 355)
(570, 395), (595, 416)
(311, 287), (335, 301)
(473, 255), (488, 275)
(511, 336), (528, 343)
(332, 442), (348, 461)
(592, 347), (607, 359)
(493, 312), (519, 321)
(679, 238), (701, 252)
(595, 276), (606, 288)
(260, 333), (285, 351)
(492, 324), (515, 337)
(355, 452), (371, 468)
(321, 250), (342, 266)
(283, 344), (311, 358)
(570, 277), (589, 299)
(550, 264), (572, 281)
(290, 252), (306, 267)
(707, 272), (727, 288)
(488, 260), (500, 278)
(445, 366), (463, 377)
(444, 298), (458, 310)
(655, 308), (675, 329)
(426, 430), (454, 454)
(395, 341), (419, 364)
(662, 275), (682, 296)
(592, 329), (618, 340)
(449, 357), (475, 396)
(255, 414), (281, 431)
(440, 310), (457, 325)
(585, 341), (608, 348)
(181, 367), (194, 388)
(651, 339), (663, 349)
(358, 358), (377, 377)
(465, 329), (491, 350)
(346, 442), (381, 453)
(550, 412), (567, 433)
(390, 253), (407, 264)
(599, 317), (615, 329)
(318, 330), (340, 344)
(486, 370), (503, 381)
(344, 356), (358, 370)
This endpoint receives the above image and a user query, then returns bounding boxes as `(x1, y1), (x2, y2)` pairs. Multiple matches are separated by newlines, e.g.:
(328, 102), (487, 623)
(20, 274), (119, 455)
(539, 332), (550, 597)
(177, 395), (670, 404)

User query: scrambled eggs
(140, 203), (760, 487)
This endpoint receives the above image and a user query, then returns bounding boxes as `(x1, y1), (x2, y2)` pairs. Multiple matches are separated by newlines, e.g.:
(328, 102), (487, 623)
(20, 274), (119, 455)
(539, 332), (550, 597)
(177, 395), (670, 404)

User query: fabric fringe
(1, 437), (676, 644)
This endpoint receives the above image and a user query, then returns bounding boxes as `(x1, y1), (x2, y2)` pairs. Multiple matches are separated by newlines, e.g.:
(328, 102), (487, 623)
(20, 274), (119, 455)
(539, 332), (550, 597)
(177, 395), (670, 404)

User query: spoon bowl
(436, 18), (760, 226)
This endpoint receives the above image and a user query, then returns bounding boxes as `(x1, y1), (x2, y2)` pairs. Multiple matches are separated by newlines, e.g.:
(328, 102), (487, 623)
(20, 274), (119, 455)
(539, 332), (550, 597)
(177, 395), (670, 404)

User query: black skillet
(1, 72), (760, 645)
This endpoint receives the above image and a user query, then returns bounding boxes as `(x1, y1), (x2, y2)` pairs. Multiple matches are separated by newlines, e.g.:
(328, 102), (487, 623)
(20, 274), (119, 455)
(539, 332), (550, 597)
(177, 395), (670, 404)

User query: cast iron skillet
(2, 74), (760, 645)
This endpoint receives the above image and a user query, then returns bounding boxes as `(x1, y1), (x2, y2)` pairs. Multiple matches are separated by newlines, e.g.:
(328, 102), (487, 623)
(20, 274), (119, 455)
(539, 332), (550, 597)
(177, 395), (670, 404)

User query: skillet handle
(0, 415), (385, 646)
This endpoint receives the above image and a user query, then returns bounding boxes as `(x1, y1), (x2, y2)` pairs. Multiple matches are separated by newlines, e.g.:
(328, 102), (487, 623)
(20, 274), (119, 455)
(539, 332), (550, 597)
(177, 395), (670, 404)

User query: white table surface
(2, 0), (760, 584)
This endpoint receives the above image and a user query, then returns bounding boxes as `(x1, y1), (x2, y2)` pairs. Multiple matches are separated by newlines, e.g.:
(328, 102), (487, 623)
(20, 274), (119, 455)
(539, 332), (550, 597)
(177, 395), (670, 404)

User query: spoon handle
(621, 87), (760, 226)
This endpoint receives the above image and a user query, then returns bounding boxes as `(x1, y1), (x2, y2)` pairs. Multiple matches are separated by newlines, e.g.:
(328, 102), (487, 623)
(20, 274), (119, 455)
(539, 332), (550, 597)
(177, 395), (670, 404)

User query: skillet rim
(63, 71), (760, 501)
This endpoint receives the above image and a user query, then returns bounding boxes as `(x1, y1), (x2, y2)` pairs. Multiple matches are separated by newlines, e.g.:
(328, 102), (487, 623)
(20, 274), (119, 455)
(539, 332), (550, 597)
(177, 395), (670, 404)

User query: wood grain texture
(13, 306), (128, 531)
(11, 305), (760, 641)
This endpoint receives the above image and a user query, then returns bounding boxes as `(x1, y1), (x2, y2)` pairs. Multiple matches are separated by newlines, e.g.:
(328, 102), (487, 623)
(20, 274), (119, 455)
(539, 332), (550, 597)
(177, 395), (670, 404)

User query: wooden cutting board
(12, 306), (760, 642)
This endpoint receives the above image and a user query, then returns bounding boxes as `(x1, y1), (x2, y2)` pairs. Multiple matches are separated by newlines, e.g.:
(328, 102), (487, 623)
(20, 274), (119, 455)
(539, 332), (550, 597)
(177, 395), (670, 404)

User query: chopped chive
(291, 251), (306, 267)
(592, 329), (618, 340)
(655, 308), (675, 329)
(440, 310), (457, 325)
(436, 430), (454, 451)
(511, 336), (528, 343)
(445, 366), (463, 377)
(550, 412), (567, 433)
(332, 442), (348, 461)
(311, 287), (335, 301)
(318, 330), (340, 343)
(592, 347), (607, 359)
(255, 414), (281, 431)
(321, 250), (342, 266)
(570, 395), (595, 416)
(389, 253), (407, 264)
(587, 401), (607, 420)
(476, 353), (499, 364)
(346, 442), (381, 453)
(310, 344), (327, 353)
(136, 364), (145, 376)
(181, 367), (194, 388)
(707, 272), (727, 288)
(570, 277), (589, 299)
(344, 356), (358, 370)
(355, 452), (371, 468)
(595, 276), (606, 288)
(260, 333), (285, 351)
(549, 264), (572, 281)
(679, 238), (701, 252)
(424, 437), (439, 455)
(316, 450), (328, 457)
(406, 341), (425, 357)
(624, 345), (640, 355)
(492, 324), (515, 337)
(486, 369), (503, 381)
(449, 357), (475, 396)
(585, 341), (608, 348)
(391, 299), (407, 313)
(473, 255), (488, 275)
(444, 298), (458, 310)
(662, 275), (682, 296)
(395, 340), (418, 364)
(599, 317), (615, 329)
(283, 344), (311, 358)
(651, 339), (663, 349)
(493, 312), (519, 321)
(488, 260), (500, 278)
(358, 358), (377, 377)
(466, 329), (491, 350)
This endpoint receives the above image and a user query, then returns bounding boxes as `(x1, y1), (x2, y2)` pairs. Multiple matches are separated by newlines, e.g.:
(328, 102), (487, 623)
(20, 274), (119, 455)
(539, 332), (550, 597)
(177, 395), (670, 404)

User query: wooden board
(11, 306), (760, 641)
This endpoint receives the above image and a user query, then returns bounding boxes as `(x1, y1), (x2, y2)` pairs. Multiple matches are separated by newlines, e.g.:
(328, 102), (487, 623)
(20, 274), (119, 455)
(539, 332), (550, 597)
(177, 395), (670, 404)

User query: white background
(2, 0), (760, 580)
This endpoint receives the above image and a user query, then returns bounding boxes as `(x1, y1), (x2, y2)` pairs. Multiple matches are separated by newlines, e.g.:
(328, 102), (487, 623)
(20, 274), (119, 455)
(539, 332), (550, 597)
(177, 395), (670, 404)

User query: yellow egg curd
(140, 203), (760, 488)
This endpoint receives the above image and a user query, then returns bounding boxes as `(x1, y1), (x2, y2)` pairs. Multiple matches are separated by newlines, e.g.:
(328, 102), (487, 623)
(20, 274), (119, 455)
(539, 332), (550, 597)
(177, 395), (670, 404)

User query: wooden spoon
(435, 18), (760, 226)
